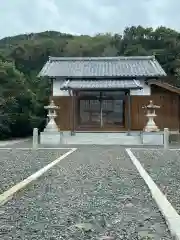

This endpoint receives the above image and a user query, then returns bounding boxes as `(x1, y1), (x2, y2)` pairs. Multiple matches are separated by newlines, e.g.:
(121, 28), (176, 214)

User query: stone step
(62, 134), (141, 145)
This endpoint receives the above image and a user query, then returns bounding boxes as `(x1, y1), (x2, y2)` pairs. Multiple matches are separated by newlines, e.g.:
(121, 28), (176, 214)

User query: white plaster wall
(53, 79), (70, 96)
(52, 79), (151, 96)
(130, 80), (151, 96)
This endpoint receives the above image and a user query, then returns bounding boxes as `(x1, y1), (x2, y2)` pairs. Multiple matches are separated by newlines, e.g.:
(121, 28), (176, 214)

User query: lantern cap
(142, 100), (160, 109)
(44, 100), (59, 110)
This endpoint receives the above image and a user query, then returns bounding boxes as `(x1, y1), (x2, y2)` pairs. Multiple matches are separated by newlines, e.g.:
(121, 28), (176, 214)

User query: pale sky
(0, 0), (179, 39)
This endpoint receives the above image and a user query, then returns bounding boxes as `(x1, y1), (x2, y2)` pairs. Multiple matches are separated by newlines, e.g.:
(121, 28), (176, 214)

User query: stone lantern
(142, 100), (160, 132)
(44, 100), (59, 132)
(40, 100), (61, 145)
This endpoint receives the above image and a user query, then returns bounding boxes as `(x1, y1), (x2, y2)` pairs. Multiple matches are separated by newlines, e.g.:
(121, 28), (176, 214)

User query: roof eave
(60, 86), (142, 91)
(148, 80), (180, 94)
(37, 74), (167, 79)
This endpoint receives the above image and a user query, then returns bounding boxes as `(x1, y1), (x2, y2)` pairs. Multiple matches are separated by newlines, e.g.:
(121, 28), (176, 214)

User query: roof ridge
(49, 56), (154, 61)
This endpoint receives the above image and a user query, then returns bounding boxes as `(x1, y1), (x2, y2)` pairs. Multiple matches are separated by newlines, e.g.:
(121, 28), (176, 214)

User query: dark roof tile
(38, 56), (166, 78)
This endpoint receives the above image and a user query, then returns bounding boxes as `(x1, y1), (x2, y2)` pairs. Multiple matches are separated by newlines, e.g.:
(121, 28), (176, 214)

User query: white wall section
(130, 80), (151, 96)
(53, 79), (70, 96)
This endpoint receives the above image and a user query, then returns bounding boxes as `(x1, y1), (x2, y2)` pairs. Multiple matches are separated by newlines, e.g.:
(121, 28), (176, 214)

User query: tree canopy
(0, 25), (180, 139)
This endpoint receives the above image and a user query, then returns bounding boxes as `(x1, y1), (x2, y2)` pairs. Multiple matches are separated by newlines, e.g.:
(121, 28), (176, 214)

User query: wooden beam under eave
(49, 77), (55, 101)
(148, 81), (180, 94)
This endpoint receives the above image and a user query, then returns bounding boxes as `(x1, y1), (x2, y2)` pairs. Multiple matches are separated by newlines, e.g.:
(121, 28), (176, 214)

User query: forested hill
(0, 26), (180, 139)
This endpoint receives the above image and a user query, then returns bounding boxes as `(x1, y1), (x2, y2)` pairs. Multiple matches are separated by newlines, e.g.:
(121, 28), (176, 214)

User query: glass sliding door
(79, 98), (100, 126)
(78, 91), (125, 128)
(101, 91), (125, 127)
(101, 99), (124, 127)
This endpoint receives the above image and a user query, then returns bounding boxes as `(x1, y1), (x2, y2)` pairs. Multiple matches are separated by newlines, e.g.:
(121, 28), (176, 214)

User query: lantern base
(144, 116), (159, 132)
(144, 126), (160, 132)
(44, 118), (59, 132)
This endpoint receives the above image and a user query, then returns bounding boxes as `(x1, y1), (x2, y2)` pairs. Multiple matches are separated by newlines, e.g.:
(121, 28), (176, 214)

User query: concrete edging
(126, 148), (180, 240)
(0, 148), (74, 150)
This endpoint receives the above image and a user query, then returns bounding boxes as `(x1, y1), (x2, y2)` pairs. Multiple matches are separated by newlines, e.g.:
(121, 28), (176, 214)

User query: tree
(175, 68), (180, 87)
(0, 60), (29, 138)
(0, 59), (48, 139)
(0, 26), (180, 139)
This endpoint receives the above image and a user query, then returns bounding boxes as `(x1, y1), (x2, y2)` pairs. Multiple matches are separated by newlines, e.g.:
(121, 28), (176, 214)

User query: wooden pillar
(49, 78), (53, 101)
(179, 95), (180, 133)
(100, 92), (103, 128)
(70, 90), (75, 136)
(73, 91), (77, 134)
(127, 91), (131, 136)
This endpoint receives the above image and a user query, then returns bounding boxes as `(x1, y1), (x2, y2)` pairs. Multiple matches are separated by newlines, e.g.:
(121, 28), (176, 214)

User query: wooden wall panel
(52, 96), (72, 130)
(124, 96), (128, 130)
(52, 89), (179, 132)
(131, 94), (179, 130)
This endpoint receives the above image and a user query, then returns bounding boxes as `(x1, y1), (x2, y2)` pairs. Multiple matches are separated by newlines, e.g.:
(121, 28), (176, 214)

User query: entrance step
(61, 132), (141, 145)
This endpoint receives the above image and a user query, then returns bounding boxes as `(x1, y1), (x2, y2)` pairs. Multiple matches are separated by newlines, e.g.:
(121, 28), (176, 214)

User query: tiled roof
(38, 56), (166, 78)
(60, 79), (142, 90)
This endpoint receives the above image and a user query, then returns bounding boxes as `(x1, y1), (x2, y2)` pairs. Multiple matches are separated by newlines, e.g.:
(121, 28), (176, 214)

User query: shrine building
(38, 56), (180, 133)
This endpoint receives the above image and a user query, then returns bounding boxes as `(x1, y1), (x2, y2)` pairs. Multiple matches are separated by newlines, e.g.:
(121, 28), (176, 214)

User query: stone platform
(59, 132), (142, 145)
(37, 131), (172, 146)
(40, 132), (61, 145)
(140, 131), (164, 145)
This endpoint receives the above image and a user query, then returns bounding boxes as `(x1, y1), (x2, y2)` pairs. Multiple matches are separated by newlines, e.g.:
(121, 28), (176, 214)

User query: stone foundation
(141, 132), (164, 145)
(40, 132), (61, 145)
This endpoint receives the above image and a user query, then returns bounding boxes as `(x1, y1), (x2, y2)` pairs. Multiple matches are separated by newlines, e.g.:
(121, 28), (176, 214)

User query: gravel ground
(0, 149), (68, 194)
(132, 148), (180, 215)
(0, 146), (171, 239)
